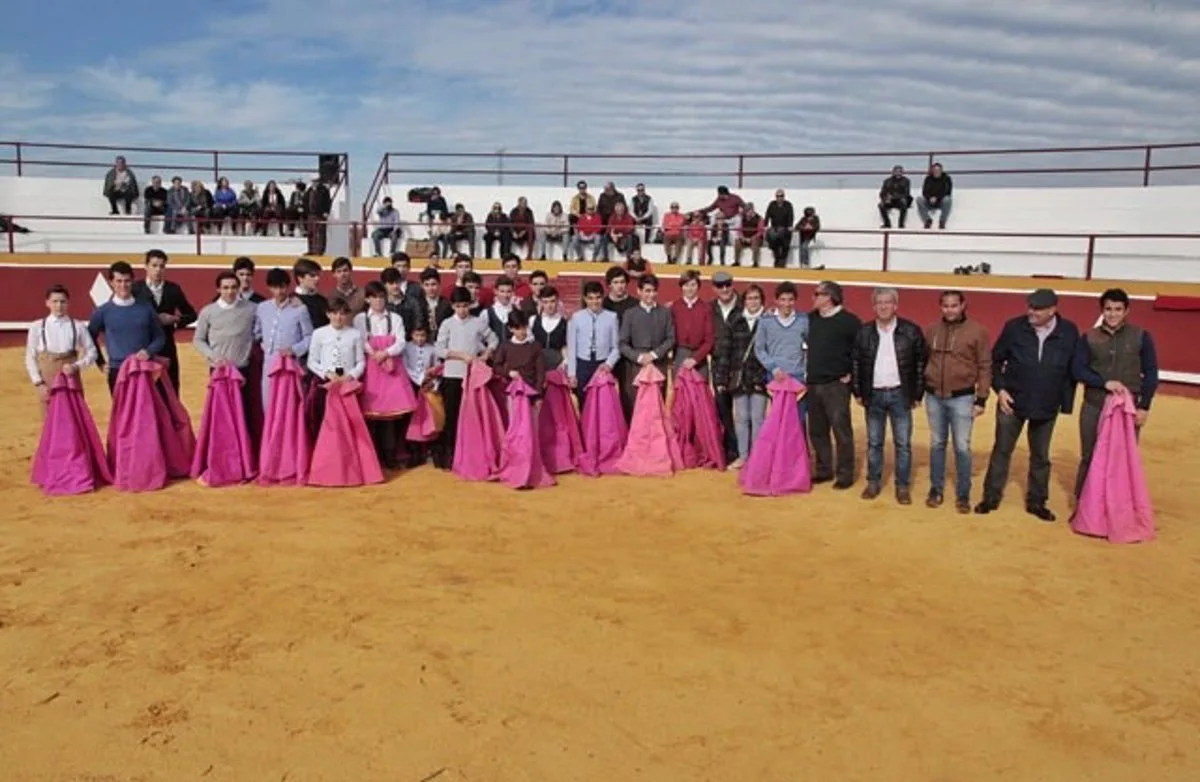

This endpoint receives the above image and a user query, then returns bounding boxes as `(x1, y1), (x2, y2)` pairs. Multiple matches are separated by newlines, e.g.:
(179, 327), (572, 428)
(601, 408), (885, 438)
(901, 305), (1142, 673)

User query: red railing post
(212, 151), (220, 183)
(736, 155), (745, 189)
(881, 230), (890, 272)
(1142, 146), (1153, 187)
(14, 142), (22, 177)
(562, 155), (570, 187)
(1084, 235), (1096, 279)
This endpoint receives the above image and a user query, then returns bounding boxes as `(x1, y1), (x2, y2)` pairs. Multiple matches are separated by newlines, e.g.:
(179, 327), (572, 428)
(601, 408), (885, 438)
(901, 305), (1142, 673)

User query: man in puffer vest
(1070, 288), (1159, 498)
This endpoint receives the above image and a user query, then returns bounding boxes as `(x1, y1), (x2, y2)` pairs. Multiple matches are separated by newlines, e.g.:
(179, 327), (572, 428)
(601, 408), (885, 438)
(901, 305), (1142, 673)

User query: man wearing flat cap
(976, 288), (1080, 521)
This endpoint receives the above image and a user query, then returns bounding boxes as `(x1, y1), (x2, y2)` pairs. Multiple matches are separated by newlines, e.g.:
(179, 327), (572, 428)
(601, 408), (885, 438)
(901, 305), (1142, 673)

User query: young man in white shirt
(306, 297), (366, 431)
(26, 283), (99, 414)
(850, 287), (928, 504)
(434, 286), (499, 468)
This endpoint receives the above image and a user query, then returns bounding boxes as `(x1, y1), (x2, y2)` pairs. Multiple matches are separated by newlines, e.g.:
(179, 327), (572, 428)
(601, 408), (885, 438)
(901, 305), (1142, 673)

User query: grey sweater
(193, 299), (257, 367)
(435, 314), (499, 379)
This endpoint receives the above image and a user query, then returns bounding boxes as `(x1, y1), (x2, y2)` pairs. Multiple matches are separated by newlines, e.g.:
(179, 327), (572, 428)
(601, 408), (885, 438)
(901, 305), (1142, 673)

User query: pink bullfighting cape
(362, 334), (418, 419)
(1071, 392), (1155, 544)
(308, 379), (384, 487)
(539, 368), (585, 474)
(671, 366), (727, 471)
(577, 369), (629, 477)
(31, 371), (112, 495)
(496, 377), (556, 490)
(739, 377), (812, 497)
(107, 356), (195, 492)
(258, 354), (311, 486)
(190, 364), (256, 487)
(452, 359), (505, 481)
(615, 363), (684, 477)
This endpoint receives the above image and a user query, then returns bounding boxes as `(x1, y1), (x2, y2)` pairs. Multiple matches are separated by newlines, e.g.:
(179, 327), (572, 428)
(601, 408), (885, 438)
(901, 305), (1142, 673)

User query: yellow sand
(1, 349), (1198, 781)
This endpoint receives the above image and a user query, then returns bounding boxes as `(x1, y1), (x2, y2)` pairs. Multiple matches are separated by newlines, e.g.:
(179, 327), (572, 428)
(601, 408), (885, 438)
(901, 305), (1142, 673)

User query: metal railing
(9, 214), (1195, 282)
(362, 141), (1200, 226)
(0, 141), (351, 203)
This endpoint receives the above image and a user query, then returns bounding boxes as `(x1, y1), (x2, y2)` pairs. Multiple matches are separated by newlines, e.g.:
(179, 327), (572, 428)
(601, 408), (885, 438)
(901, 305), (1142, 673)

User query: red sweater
(442, 280), (494, 307)
(576, 213), (603, 237)
(608, 212), (635, 236)
(662, 211), (686, 238)
(671, 297), (714, 362)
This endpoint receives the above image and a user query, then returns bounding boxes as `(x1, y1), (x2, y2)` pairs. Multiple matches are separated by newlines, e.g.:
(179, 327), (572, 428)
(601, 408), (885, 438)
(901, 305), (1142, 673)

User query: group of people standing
(26, 249), (1157, 526)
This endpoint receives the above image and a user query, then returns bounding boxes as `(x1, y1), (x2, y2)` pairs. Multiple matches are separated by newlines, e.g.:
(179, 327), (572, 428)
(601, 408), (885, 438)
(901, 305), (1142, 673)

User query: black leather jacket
(850, 317), (928, 403)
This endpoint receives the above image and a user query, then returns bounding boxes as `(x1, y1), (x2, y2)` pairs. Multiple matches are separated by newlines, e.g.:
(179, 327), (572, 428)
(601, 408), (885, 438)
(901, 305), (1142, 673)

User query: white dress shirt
(353, 310), (406, 356)
(873, 319), (902, 388)
(25, 315), (99, 384)
(307, 325), (366, 380)
(402, 343), (438, 385)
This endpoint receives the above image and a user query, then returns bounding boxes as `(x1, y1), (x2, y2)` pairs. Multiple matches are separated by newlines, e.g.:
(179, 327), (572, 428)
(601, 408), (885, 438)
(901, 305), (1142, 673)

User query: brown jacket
(924, 317), (991, 401)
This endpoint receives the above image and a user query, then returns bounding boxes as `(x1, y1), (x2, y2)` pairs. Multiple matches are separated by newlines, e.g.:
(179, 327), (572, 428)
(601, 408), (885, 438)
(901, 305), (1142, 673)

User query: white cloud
(1, 0), (1198, 192)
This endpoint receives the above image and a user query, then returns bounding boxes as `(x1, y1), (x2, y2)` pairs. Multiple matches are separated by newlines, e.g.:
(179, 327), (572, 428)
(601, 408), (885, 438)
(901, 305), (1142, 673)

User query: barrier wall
(3, 256), (1198, 385)
(365, 183), (1200, 281)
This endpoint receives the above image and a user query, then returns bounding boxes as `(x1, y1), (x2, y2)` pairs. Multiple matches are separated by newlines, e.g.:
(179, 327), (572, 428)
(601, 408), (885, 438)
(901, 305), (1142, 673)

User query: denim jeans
(917, 195), (953, 226)
(732, 392), (769, 460)
(372, 227), (401, 256)
(926, 394), (975, 501)
(865, 387), (913, 487)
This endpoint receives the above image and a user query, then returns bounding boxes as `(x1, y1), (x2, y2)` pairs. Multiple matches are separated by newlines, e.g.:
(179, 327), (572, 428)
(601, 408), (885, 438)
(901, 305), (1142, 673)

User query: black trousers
(369, 419), (403, 467)
(306, 217), (327, 255)
(484, 232), (511, 259)
(436, 377), (465, 469)
(714, 388), (738, 461)
(982, 411), (1057, 507)
(108, 193), (135, 214)
(575, 358), (605, 405)
(767, 227), (792, 267)
(807, 380), (855, 484)
(161, 337), (182, 392)
(878, 197), (912, 227)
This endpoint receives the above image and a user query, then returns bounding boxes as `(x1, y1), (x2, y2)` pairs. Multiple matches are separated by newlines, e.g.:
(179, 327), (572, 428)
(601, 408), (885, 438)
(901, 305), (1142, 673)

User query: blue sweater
(754, 312), (809, 383)
(88, 300), (166, 370)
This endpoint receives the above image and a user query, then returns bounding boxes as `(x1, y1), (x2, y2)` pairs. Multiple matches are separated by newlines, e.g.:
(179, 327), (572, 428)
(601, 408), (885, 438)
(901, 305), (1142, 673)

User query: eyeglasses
(813, 290), (828, 297)
(714, 282), (732, 289)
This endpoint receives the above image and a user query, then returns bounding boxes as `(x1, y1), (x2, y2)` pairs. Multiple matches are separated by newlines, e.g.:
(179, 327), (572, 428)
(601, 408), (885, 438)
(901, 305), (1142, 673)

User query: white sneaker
(729, 457), (745, 469)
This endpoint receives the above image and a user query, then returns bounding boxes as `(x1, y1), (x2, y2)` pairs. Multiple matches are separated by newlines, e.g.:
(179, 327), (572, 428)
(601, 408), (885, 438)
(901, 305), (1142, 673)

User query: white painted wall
(363, 182), (1200, 282)
(0, 175), (350, 257)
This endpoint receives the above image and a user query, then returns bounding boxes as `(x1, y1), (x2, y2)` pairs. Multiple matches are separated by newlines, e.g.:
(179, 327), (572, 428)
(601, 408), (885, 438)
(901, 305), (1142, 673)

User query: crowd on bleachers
(90, 154), (956, 267)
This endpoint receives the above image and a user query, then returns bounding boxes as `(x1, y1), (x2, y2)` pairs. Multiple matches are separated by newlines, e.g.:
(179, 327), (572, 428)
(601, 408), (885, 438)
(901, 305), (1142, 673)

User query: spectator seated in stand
(449, 203), (477, 258)
(509, 197), (536, 261)
(189, 180), (214, 234)
(661, 201), (686, 264)
(573, 204), (603, 261)
(735, 202), (764, 267)
(165, 176), (191, 235)
(631, 183), (656, 245)
(237, 180), (261, 236)
(601, 202), (637, 262)
(917, 163), (953, 229)
(430, 213), (451, 259)
(596, 182), (626, 226)
(764, 189), (795, 269)
(684, 212), (708, 266)
(142, 175), (168, 234)
(423, 186), (450, 233)
(708, 214), (730, 266)
(260, 180), (287, 236)
(102, 155), (139, 215)
(287, 182), (308, 237)
(211, 177), (239, 233)
(878, 165), (913, 229)
(796, 206), (821, 269)
(699, 185), (745, 232)
(371, 196), (403, 257)
(540, 201), (568, 261)
(484, 202), (512, 259)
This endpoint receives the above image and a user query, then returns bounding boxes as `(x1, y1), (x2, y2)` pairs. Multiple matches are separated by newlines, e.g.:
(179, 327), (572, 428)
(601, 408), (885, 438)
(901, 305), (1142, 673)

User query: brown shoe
(925, 491), (943, 508)
(956, 499), (971, 514)
(861, 482), (881, 500)
(897, 487), (912, 505)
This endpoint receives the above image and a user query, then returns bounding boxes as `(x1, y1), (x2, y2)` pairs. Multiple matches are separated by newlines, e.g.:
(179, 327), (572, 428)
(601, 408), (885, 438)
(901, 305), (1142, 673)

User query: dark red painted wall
(2, 266), (1197, 375)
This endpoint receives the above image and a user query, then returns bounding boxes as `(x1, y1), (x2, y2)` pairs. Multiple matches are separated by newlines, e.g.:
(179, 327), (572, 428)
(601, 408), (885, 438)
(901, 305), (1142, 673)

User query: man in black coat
(132, 249), (197, 392)
(304, 176), (333, 255)
(708, 271), (741, 463)
(850, 287), (927, 504)
(976, 288), (1079, 521)
(764, 189), (795, 268)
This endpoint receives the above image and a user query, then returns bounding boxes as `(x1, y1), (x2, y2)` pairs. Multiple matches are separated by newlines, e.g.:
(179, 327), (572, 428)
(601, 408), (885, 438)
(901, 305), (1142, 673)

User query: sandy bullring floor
(1, 349), (1198, 781)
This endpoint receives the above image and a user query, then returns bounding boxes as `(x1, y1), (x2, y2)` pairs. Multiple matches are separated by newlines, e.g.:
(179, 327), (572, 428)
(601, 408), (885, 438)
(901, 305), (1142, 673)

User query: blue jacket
(991, 315), (1079, 420)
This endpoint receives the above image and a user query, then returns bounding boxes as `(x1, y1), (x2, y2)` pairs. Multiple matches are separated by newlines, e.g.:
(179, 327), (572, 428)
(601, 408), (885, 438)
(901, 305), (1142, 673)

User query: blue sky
(2, 0), (1199, 192)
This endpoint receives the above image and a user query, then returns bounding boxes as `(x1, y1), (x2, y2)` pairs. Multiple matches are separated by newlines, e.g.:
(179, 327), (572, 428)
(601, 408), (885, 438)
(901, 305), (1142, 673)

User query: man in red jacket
(670, 269), (715, 379)
(573, 204), (604, 261)
(601, 202), (637, 262)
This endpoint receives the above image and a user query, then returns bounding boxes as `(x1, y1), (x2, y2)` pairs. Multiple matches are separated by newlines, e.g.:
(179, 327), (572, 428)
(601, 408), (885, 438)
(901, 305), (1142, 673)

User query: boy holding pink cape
(354, 281), (415, 469)
(434, 287), (499, 469)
